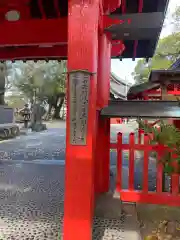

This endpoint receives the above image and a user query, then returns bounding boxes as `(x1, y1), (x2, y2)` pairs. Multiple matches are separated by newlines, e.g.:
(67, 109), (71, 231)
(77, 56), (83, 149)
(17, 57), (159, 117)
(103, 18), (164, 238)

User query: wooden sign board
(69, 71), (90, 145)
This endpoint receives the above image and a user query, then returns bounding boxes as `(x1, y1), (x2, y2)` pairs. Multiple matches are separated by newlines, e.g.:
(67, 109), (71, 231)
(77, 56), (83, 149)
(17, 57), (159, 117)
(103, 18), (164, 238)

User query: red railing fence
(110, 131), (180, 206)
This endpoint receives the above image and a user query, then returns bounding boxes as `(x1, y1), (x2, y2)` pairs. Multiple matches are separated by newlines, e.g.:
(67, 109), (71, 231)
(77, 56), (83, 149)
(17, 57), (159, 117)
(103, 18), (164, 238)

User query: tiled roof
(127, 57), (180, 99)
(110, 73), (132, 99)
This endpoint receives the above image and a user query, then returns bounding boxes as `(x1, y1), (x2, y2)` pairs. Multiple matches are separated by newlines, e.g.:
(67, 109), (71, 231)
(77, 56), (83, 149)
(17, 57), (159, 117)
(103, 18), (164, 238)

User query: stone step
(94, 192), (141, 240)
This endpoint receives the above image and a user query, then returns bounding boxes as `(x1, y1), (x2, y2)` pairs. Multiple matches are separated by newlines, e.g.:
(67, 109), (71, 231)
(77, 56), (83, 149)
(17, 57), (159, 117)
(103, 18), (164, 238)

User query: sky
(111, 0), (180, 84)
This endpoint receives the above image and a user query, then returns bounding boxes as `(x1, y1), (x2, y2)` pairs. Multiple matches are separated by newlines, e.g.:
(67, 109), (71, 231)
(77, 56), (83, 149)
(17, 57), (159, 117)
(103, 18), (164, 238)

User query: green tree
(132, 7), (180, 84)
(5, 94), (26, 108)
(172, 6), (180, 32)
(155, 33), (180, 62)
(132, 34), (179, 83)
(132, 59), (150, 83)
(0, 61), (18, 104)
(138, 119), (180, 175)
(0, 63), (7, 104)
(14, 60), (67, 119)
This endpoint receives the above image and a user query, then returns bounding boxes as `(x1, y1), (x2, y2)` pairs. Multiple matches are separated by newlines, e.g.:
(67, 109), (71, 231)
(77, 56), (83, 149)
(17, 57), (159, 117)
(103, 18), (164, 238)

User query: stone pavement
(0, 125), (158, 191)
(0, 161), (142, 240)
(95, 192), (141, 240)
(1, 159), (179, 240)
(0, 122), (178, 239)
(0, 123), (142, 240)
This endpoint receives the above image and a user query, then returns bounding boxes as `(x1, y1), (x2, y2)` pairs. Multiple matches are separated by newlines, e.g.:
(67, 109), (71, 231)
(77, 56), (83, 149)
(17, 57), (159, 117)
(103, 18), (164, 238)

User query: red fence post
(114, 130), (180, 206)
(138, 129), (144, 145)
(171, 120), (180, 195)
(129, 133), (135, 191)
(116, 133), (123, 191)
(171, 173), (179, 195)
(143, 134), (149, 193)
(156, 150), (163, 193)
(171, 158), (179, 195)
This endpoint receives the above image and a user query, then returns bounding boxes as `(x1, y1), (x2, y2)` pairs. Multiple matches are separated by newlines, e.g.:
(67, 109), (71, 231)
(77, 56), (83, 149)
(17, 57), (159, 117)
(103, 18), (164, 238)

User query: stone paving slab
(0, 162), (64, 240)
(1, 125), (175, 240)
(95, 192), (141, 240)
(0, 161), (142, 240)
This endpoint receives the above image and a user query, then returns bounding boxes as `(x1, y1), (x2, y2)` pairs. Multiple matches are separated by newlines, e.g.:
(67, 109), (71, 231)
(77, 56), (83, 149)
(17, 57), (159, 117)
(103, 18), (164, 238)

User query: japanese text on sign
(69, 71), (90, 145)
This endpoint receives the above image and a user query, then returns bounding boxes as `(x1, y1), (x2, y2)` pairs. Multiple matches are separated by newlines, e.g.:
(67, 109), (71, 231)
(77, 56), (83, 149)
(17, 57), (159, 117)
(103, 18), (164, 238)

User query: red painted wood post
(95, 117), (110, 193)
(156, 150), (163, 193)
(171, 121), (180, 195)
(64, 0), (99, 239)
(95, 33), (111, 193)
(116, 133), (123, 191)
(129, 133), (135, 190)
(171, 155), (179, 195)
(143, 134), (149, 193)
(171, 172), (179, 195)
(138, 129), (143, 145)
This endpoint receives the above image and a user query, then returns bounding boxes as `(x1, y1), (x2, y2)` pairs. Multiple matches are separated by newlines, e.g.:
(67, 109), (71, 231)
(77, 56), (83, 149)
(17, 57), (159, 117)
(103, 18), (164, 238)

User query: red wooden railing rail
(110, 131), (180, 206)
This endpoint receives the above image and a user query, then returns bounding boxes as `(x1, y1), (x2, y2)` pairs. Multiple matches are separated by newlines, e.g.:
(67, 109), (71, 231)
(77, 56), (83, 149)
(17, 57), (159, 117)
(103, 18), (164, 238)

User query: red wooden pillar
(64, 0), (99, 239)
(95, 33), (111, 194)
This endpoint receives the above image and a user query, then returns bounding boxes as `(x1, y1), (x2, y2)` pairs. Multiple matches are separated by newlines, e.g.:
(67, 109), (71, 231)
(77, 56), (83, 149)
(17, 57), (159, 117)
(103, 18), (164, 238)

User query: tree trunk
(44, 104), (52, 120)
(53, 97), (65, 119)
(0, 63), (6, 105)
(0, 94), (5, 105)
(48, 104), (52, 115)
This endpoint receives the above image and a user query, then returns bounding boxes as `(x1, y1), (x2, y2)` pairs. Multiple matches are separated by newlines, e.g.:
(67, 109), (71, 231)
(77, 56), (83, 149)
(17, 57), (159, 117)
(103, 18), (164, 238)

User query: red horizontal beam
(0, 18), (67, 46)
(0, 46), (67, 60)
(119, 190), (180, 207)
(110, 142), (168, 151)
(168, 91), (180, 95)
(0, 44), (122, 60)
(144, 89), (161, 94)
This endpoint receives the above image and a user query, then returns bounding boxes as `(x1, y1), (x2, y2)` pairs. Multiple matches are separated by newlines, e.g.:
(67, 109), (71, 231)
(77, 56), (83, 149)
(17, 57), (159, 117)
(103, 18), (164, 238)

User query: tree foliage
(156, 33), (180, 62)
(14, 61), (66, 101)
(13, 60), (67, 119)
(6, 94), (26, 108)
(172, 6), (180, 32)
(132, 59), (151, 83)
(0, 62), (19, 104)
(137, 119), (180, 175)
(132, 6), (180, 84)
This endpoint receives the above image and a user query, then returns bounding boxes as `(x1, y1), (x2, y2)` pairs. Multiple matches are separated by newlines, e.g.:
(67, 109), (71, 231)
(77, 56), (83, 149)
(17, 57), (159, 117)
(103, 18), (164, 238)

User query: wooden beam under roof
(101, 100), (180, 118)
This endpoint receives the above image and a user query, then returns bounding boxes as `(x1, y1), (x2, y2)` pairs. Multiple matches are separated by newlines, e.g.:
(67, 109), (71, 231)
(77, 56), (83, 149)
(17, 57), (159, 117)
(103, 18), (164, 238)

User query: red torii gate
(0, 0), (169, 239)
(0, 1), (125, 239)
(64, 2), (124, 239)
